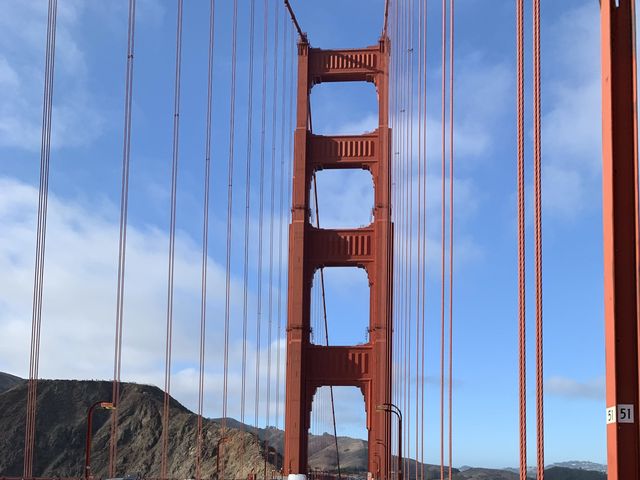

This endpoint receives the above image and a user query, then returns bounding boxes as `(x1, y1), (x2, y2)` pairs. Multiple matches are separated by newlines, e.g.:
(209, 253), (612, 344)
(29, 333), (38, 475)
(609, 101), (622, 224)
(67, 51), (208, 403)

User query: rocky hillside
(0, 375), (607, 480)
(0, 379), (279, 479)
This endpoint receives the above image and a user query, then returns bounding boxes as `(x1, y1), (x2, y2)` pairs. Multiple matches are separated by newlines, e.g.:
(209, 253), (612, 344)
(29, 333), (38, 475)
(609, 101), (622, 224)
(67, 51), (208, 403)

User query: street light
(376, 403), (402, 480)
(84, 401), (115, 480)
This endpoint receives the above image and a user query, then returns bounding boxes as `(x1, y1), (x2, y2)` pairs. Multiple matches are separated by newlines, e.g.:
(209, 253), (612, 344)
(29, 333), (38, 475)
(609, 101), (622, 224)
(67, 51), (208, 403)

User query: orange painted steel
(601, 1), (640, 479)
(515, 0), (527, 478)
(284, 37), (392, 479)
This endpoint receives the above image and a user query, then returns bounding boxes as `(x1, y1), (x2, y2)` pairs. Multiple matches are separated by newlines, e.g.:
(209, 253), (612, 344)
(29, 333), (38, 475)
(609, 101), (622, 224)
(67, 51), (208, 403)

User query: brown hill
(0, 377), (607, 480)
(0, 371), (24, 393)
(0, 379), (279, 479)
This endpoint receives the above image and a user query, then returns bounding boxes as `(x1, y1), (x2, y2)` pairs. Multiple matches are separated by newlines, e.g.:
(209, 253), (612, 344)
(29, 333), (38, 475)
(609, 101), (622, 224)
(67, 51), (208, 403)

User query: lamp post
(376, 403), (402, 480)
(84, 401), (115, 480)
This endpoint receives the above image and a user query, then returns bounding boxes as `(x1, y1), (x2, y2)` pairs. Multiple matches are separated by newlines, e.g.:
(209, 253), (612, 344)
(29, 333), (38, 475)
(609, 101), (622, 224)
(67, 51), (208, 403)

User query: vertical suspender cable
(266, 0), (280, 453)
(400, 0), (407, 468)
(255, 0), (270, 435)
(223, 0), (240, 441)
(420, 1), (428, 479)
(391, 0), (400, 470)
(391, 0), (399, 457)
(516, 0), (527, 478)
(275, 11), (289, 473)
(24, 1), (57, 478)
(448, 1), (454, 479)
(285, 29), (295, 453)
(241, 0), (257, 463)
(533, 0), (544, 478)
(109, 0), (135, 475)
(407, 0), (415, 472)
(403, 0), (410, 472)
(161, 1), (184, 477)
(416, 0), (423, 476)
(398, 0), (405, 470)
(385, 5), (396, 473)
(440, 0), (447, 478)
(196, 1), (216, 478)
(312, 174), (343, 480)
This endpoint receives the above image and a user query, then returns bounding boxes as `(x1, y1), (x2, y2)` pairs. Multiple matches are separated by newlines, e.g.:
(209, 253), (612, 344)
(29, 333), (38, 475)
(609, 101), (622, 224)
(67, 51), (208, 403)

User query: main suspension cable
(283, 0), (307, 42)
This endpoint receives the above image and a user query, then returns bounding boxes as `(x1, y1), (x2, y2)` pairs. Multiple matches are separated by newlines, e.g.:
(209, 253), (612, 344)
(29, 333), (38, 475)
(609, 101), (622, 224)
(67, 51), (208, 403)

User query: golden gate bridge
(4, 1), (639, 480)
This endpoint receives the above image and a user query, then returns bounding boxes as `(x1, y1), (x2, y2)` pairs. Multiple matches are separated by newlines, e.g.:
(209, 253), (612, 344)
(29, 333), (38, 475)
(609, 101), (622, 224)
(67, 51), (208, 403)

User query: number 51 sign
(606, 404), (635, 424)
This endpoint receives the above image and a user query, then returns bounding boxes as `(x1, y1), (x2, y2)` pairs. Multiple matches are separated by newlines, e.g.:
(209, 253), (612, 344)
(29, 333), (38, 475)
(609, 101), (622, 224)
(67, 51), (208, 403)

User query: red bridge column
(601, 1), (640, 479)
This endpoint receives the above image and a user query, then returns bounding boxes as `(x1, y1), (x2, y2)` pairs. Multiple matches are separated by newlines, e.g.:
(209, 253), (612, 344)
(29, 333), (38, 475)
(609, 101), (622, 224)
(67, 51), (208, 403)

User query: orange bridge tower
(284, 36), (393, 480)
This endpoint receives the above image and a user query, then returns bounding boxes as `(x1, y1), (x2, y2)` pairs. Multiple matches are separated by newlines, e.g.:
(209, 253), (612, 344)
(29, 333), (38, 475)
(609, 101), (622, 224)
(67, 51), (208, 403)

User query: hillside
(0, 376), (607, 480)
(216, 420), (449, 478)
(0, 371), (24, 393)
(0, 379), (278, 479)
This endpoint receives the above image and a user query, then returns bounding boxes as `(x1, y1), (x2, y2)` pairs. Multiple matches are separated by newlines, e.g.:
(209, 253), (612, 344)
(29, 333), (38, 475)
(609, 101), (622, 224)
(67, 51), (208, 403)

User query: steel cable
(275, 11), (289, 473)
(448, 1), (454, 478)
(161, 1), (184, 477)
(516, 0), (527, 478)
(311, 174), (343, 479)
(416, 0), (424, 476)
(109, 0), (136, 475)
(222, 0), (240, 464)
(533, 0), (544, 478)
(254, 0), (270, 436)
(420, 1), (428, 479)
(266, 0), (280, 453)
(440, 0), (447, 478)
(24, 1), (57, 478)
(196, 1), (217, 477)
(240, 0), (256, 470)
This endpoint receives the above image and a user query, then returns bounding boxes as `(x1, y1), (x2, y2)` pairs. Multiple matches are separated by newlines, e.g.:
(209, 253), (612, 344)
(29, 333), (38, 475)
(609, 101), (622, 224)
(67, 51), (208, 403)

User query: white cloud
(540, 3), (601, 218)
(0, 176), (287, 425)
(546, 376), (605, 400)
(335, 113), (379, 136)
(452, 53), (512, 164)
(0, 1), (104, 151)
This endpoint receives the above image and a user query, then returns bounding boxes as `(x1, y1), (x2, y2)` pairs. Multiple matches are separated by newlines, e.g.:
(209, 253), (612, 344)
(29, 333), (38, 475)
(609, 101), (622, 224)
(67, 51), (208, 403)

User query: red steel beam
(601, 1), (640, 479)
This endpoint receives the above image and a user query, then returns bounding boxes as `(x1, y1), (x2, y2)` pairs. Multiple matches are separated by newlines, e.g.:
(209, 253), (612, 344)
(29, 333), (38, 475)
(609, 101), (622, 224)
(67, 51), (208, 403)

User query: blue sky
(0, 0), (612, 470)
